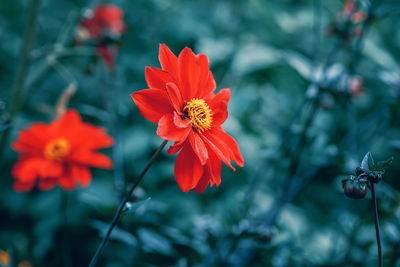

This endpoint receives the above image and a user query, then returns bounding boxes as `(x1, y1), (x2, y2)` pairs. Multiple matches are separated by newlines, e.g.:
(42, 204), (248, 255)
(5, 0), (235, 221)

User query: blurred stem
(8, 0), (40, 116)
(0, 0), (40, 159)
(88, 140), (168, 267)
(370, 182), (383, 267)
(61, 191), (72, 267)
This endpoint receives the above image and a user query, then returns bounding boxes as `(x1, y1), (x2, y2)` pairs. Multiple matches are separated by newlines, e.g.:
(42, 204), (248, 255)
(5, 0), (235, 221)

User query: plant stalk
(370, 182), (383, 267)
(0, 0), (40, 158)
(88, 139), (168, 267)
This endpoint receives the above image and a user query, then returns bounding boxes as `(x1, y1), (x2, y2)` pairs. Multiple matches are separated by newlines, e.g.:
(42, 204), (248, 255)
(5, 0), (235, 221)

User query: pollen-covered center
(44, 138), (70, 161)
(184, 98), (213, 134)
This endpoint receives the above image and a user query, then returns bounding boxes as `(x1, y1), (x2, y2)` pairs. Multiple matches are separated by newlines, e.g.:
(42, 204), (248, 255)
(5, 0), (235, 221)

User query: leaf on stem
(370, 157), (394, 173)
(361, 152), (374, 171)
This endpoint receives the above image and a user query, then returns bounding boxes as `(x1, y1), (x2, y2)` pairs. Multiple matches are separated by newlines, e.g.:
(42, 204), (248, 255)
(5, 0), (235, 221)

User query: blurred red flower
(11, 110), (113, 192)
(131, 44), (244, 193)
(79, 4), (125, 39)
(343, 0), (365, 23)
(77, 4), (126, 70)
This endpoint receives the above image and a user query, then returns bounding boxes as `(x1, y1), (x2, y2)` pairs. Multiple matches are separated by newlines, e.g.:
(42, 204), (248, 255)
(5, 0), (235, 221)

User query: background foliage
(1, 0), (400, 266)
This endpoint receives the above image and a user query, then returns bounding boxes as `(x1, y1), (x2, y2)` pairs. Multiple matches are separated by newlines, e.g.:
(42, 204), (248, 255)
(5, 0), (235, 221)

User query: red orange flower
(11, 110), (113, 192)
(131, 44), (244, 193)
(76, 4), (126, 70)
(79, 5), (125, 39)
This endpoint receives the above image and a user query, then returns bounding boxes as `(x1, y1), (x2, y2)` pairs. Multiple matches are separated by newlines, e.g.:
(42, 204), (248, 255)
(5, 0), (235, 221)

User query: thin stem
(88, 139), (168, 267)
(0, 0), (40, 159)
(370, 182), (383, 267)
(61, 191), (72, 267)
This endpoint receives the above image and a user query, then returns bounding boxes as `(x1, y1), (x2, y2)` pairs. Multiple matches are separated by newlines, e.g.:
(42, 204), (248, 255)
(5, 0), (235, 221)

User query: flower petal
(12, 158), (43, 182)
(145, 67), (175, 90)
(178, 47), (200, 101)
(12, 123), (48, 156)
(188, 131), (208, 165)
(69, 151), (113, 169)
(159, 44), (178, 78)
(209, 88), (231, 126)
(157, 113), (191, 141)
(38, 178), (58, 191)
(173, 111), (191, 128)
(196, 54), (211, 97)
(205, 145), (222, 186)
(174, 142), (204, 192)
(166, 82), (184, 114)
(59, 176), (77, 190)
(131, 89), (173, 123)
(193, 168), (210, 193)
(13, 180), (36, 192)
(202, 132), (235, 170)
(70, 165), (92, 187)
(211, 127), (244, 167)
(167, 140), (185, 155)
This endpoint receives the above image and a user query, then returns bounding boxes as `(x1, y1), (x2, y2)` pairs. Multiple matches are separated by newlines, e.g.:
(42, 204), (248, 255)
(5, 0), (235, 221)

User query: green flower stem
(370, 182), (383, 267)
(0, 0), (41, 158)
(88, 139), (168, 267)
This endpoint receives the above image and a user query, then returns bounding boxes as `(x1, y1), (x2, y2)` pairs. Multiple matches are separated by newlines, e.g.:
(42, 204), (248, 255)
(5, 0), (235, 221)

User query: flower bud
(342, 176), (367, 199)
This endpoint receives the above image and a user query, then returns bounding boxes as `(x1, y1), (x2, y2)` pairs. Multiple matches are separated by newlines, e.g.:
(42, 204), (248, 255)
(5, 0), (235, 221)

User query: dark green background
(1, 0), (400, 266)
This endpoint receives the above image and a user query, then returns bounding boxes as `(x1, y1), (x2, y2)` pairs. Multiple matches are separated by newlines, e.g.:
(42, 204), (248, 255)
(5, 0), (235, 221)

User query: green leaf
(90, 220), (137, 246)
(370, 157), (394, 172)
(361, 152), (374, 171)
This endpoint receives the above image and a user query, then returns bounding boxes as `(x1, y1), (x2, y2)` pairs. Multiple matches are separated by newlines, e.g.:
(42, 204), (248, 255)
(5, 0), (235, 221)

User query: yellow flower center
(184, 98), (213, 133)
(44, 138), (70, 161)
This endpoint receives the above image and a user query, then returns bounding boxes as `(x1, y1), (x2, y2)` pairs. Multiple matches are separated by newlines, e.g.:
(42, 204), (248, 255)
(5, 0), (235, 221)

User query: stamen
(184, 98), (213, 134)
(44, 138), (70, 161)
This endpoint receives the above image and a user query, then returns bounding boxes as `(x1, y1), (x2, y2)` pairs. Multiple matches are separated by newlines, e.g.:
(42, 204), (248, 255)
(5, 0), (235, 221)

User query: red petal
(95, 5), (123, 21)
(52, 109), (82, 134)
(166, 82), (184, 114)
(38, 178), (58, 191)
(212, 127), (244, 167)
(59, 176), (77, 190)
(70, 165), (92, 187)
(202, 132), (235, 170)
(174, 142), (204, 192)
(209, 88), (231, 126)
(131, 89), (173, 123)
(205, 145), (222, 186)
(145, 67), (175, 90)
(12, 123), (48, 156)
(173, 112), (191, 128)
(178, 47), (200, 101)
(69, 124), (114, 150)
(69, 151), (113, 169)
(157, 113), (191, 141)
(167, 140), (184, 155)
(203, 71), (216, 97)
(12, 158), (42, 182)
(193, 168), (210, 193)
(159, 44), (178, 79)
(196, 54), (211, 98)
(188, 131), (208, 165)
(13, 180), (36, 192)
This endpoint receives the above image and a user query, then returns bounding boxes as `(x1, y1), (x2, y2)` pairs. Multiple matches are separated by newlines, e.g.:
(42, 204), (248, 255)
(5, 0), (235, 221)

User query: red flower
(342, 0), (365, 24)
(11, 110), (113, 192)
(77, 4), (125, 70)
(79, 5), (125, 39)
(131, 44), (244, 193)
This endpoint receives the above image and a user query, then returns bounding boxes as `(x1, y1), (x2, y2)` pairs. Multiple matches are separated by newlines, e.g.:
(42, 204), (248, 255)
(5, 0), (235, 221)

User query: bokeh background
(1, 0), (400, 266)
